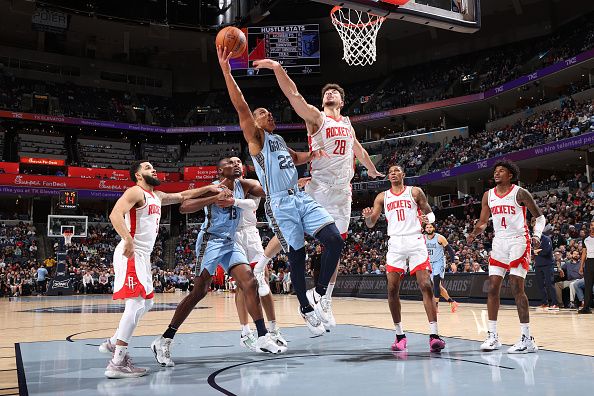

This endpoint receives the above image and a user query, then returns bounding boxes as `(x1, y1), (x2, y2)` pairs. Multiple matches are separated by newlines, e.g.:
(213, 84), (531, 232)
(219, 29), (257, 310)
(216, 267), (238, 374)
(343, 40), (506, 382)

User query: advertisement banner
(67, 167), (128, 180)
(0, 162), (19, 174)
(0, 174), (208, 196)
(183, 166), (219, 181)
(20, 157), (66, 166)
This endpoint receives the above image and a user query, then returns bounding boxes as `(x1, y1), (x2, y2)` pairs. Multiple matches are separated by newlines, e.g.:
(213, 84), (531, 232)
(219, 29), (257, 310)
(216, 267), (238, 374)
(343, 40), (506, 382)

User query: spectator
(555, 251), (582, 307)
(36, 265), (48, 295)
(533, 227), (558, 309)
(579, 221), (594, 313)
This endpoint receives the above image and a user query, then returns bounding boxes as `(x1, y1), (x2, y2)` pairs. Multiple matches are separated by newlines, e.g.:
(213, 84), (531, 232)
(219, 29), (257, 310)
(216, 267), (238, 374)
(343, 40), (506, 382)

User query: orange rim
(330, 6), (386, 28)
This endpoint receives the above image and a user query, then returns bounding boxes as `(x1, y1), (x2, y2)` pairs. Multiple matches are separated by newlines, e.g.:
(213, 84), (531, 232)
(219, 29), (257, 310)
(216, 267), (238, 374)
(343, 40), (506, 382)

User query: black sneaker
(578, 308), (592, 314)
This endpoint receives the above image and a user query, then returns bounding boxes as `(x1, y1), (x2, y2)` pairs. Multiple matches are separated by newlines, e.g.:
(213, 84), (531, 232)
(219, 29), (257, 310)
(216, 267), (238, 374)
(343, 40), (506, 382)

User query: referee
(579, 221), (594, 314)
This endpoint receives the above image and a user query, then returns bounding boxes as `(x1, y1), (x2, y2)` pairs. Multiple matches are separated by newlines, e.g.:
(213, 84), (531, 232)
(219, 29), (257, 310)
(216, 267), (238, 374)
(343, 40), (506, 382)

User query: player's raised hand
(466, 233), (475, 244)
(297, 177), (311, 189)
(216, 45), (234, 73)
(367, 169), (385, 179)
(362, 207), (373, 218)
(531, 236), (541, 249)
(253, 59), (281, 70)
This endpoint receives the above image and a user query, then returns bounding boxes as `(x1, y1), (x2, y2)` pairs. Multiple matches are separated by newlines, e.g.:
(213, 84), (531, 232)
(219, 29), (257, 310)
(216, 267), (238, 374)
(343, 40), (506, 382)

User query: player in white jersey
(232, 158), (287, 350)
(254, 60), (383, 324)
(362, 165), (446, 353)
(101, 160), (222, 378)
(467, 160), (545, 353)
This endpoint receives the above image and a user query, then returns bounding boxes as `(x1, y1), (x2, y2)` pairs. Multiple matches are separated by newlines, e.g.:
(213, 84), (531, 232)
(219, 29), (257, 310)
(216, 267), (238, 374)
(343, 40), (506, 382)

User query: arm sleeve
(446, 244), (456, 262)
(233, 198), (258, 211)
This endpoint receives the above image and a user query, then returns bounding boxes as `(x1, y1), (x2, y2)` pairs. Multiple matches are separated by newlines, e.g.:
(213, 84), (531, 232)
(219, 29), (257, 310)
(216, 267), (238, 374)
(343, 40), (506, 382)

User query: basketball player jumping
(425, 223), (459, 313)
(151, 157), (286, 367)
(101, 160), (222, 378)
(467, 160), (545, 353)
(217, 45), (344, 335)
(253, 59), (383, 326)
(363, 165), (446, 352)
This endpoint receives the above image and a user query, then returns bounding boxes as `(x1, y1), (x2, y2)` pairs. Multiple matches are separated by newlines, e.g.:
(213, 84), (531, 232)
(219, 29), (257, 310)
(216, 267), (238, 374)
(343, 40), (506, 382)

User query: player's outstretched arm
(179, 187), (232, 214)
(253, 59), (322, 127)
(362, 192), (385, 228)
(217, 46), (263, 154)
(156, 184), (225, 206)
(517, 187), (545, 248)
(353, 136), (384, 179)
(467, 191), (490, 243)
(287, 147), (329, 166)
(109, 186), (144, 258)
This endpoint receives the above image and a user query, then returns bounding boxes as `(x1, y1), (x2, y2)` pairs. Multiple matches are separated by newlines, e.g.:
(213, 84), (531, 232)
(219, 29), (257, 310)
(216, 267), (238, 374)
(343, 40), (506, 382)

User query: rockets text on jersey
(384, 186), (423, 237)
(488, 184), (528, 238)
(309, 113), (355, 186)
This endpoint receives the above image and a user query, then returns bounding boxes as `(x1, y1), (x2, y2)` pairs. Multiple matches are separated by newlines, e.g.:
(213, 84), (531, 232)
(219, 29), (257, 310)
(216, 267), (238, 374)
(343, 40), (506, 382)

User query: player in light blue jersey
(151, 158), (286, 366)
(217, 46), (345, 336)
(425, 223), (459, 313)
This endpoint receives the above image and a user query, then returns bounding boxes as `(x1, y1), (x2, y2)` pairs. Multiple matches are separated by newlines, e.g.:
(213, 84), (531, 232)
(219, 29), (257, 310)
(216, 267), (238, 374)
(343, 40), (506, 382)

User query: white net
(330, 6), (386, 66)
(63, 232), (73, 246)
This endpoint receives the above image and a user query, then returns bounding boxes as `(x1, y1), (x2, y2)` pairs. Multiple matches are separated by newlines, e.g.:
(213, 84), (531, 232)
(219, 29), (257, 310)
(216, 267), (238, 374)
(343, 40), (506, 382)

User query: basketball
(216, 26), (247, 58)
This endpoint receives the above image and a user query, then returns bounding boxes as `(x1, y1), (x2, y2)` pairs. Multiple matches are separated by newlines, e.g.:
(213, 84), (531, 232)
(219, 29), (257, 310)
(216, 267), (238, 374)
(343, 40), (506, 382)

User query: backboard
(316, 0), (480, 33)
(47, 215), (88, 238)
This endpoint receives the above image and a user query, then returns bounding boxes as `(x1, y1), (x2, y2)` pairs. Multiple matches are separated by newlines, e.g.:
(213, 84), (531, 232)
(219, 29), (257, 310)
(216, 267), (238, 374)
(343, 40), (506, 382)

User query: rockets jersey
(488, 184), (528, 238)
(384, 186), (423, 237)
(120, 187), (162, 256)
(309, 112), (355, 186)
(252, 132), (299, 195)
(201, 179), (244, 239)
(238, 194), (260, 229)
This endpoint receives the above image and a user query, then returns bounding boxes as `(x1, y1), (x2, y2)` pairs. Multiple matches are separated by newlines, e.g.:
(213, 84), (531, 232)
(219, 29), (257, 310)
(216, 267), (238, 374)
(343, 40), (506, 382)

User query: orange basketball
(216, 26), (247, 59)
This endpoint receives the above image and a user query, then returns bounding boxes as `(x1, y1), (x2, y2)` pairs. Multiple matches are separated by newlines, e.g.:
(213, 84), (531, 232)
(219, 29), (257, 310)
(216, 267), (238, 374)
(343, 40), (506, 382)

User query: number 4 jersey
(488, 184), (528, 239)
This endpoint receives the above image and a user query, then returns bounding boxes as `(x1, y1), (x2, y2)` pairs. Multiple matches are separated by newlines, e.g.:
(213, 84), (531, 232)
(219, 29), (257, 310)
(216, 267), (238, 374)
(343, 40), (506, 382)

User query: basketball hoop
(62, 230), (73, 246)
(330, 6), (386, 66)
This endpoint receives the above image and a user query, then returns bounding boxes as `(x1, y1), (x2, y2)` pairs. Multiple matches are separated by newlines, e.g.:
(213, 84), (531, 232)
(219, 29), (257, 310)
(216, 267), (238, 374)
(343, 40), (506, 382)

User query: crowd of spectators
(0, 222), (41, 297)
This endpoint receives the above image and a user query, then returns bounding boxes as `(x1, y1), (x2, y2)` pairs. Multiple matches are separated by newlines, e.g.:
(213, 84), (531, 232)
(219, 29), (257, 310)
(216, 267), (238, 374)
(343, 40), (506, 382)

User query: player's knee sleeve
(116, 297), (146, 343)
(144, 298), (154, 313)
(315, 223), (345, 253)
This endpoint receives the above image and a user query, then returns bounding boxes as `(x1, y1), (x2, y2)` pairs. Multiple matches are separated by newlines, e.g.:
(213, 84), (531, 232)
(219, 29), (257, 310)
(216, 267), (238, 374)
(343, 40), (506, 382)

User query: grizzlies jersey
(426, 233), (445, 275)
(252, 132), (299, 195)
(201, 179), (244, 239)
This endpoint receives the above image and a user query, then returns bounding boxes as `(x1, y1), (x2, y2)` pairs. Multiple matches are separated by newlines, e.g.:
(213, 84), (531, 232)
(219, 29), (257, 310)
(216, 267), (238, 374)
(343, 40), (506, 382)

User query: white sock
(520, 323), (530, 337)
(109, 333), (118, 345)
(326, 283), (335, 298)
(429, 321), (438, 335)
(240, 324), (251, 336)
(394, 322), (404, 336)
(488, 320), (497, 334)
(254, 254), (271, 273)
(113, 345), (127, 365)
(269, 320), (277, 331)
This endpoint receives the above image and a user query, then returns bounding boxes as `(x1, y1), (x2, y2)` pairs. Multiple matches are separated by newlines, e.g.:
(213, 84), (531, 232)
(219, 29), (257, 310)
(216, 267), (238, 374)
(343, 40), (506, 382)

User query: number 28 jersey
(253, 131), (298, 195)
(384, 186), (423, 237)
(488, 184), (528, 239)
(309, 113), (355, 186)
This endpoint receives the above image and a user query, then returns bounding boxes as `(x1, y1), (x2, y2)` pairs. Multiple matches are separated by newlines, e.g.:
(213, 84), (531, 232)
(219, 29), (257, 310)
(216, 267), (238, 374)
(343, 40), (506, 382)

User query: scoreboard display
(230, 24), (320, 77)
(58, 190), (78, 210)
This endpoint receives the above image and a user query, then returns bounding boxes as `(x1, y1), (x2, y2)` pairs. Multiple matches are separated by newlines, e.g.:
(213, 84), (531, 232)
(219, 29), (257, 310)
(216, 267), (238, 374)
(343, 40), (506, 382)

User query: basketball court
(1, 292), (593, 395)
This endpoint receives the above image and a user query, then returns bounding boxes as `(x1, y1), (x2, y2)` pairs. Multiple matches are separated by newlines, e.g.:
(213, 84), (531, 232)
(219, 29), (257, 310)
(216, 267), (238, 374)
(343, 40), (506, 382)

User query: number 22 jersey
(253, 132), (298, 195)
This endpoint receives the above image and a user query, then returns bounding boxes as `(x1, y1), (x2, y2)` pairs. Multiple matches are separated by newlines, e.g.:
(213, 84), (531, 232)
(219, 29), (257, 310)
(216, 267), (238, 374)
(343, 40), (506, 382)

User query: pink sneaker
(429, 336), (446, 353)
(391, 336), (407, 351)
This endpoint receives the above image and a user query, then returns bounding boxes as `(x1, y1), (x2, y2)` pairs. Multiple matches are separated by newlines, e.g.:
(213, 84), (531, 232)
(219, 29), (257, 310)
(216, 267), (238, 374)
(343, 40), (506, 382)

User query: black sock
(397, 334), (406, 341)
(300, 305), (314, 314)
(254, 318), (267, 338)
(287, 247), (310, 308)
(430, 334), (440, 339)
(447, 298), (454, 303)
(315, 224), (345, 294)
(163, 325), (178, 339)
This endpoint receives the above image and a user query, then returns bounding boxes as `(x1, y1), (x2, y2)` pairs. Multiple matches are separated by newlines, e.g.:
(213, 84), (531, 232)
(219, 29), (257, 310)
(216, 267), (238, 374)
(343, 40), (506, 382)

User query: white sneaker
(306, 288), (334, 327)
(254, 271), (270, 296)
(507, 335), (538, 354)
(151, 336), (175, 367)
(480, 332), (502, 351)
(269, 328), (288, 347)
(255, 333), (287, 354)
(104, 354), (148, 379)
(98, 339), (115, 354)
(300, 307), (325, 336)
(240, 331), (257, 351)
